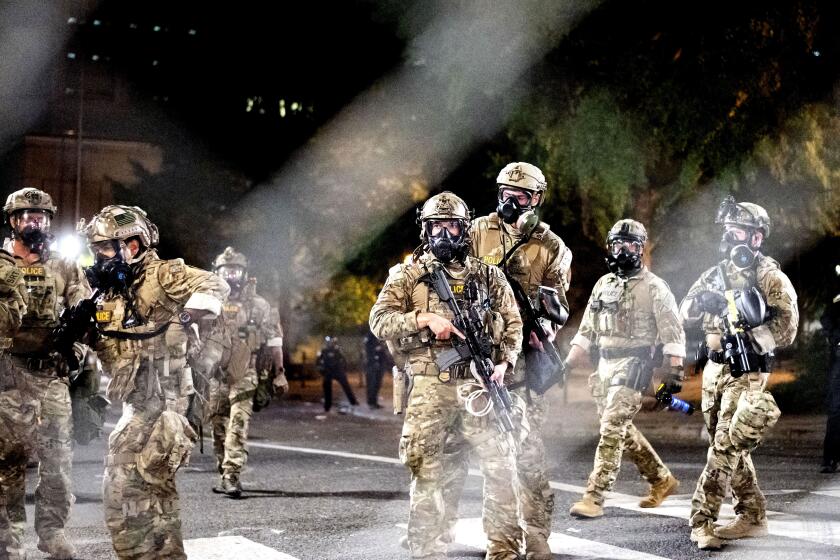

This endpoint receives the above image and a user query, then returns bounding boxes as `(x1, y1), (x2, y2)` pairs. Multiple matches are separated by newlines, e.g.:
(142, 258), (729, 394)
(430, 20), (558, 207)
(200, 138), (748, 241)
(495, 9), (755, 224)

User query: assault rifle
(427, 264), (515, 433)
(51, 290), (100, 372)
(716, 265), (769, 378)
(506, 278), (568, 394)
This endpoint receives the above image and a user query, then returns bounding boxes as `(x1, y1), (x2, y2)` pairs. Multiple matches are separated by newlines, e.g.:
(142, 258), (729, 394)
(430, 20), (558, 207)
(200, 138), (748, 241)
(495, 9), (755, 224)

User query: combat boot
(639, 474), (679, 508)
(37, 530), (76, 559)
(714, 516), (768, 539)
(690, 524), (723, 550)
(569, 495), (603, 518)
(222, 474), (243, 499)
(525, 532), (553, 559)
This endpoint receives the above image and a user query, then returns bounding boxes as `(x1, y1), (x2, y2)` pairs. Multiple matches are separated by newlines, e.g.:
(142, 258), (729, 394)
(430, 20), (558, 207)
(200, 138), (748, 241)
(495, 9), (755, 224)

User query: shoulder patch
(165, 258), (186, 275)
(4, 267), (22, 286)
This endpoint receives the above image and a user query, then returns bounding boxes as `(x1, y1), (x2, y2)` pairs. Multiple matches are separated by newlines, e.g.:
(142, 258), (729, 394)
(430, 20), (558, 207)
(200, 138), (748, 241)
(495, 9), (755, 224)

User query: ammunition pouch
(394, 330), (435, 352)
(135, 410), (197, 486)
(729, 377), (781, 451)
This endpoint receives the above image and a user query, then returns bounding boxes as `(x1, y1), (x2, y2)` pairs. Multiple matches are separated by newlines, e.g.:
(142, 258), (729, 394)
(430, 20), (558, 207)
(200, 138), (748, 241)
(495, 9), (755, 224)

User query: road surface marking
(184, 535), (299, 560)
(105, 423), (840, 548)
(398, 519), (670, 559)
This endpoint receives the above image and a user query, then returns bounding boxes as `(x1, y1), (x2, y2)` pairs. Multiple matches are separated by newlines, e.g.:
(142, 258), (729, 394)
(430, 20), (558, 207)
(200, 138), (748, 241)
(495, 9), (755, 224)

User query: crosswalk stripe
(398, 518), (671, 559)
(184, 535), (300, 559)
(106, 423), (840, 548)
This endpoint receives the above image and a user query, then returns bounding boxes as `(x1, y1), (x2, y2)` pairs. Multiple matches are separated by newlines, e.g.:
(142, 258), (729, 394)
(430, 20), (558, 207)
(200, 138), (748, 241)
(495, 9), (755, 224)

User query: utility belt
(411, 360), (471, 382)
(600, 346), (654, 392)
(395, 330), (448, 352)
(105, 452), (139, 467)
(9, 352), (59, 374)
(599, 346), (652, 361)
(706, 345), (774, 373)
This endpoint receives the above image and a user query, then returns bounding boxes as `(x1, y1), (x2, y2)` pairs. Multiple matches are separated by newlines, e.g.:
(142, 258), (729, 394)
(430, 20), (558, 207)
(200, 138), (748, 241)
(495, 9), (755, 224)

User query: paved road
(18, 374), (840, 560)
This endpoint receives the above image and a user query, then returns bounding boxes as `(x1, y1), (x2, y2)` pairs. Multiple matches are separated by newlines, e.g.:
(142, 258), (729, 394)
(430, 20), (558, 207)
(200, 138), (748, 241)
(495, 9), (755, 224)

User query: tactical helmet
(3, 188), (57, 221)
(496, 162), (547, 194)
(606, 219), (647, 246)
(78, 205), (159, 248)
(417, 191), (471, 223)
(212, 247), (248, 270)
(716, 196), (771, 238)
(416, 192), (472, 263)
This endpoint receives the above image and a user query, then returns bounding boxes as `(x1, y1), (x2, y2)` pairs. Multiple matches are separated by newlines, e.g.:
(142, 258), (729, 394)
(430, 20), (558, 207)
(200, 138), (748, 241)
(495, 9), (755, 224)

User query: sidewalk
(282, 367), (828, 444)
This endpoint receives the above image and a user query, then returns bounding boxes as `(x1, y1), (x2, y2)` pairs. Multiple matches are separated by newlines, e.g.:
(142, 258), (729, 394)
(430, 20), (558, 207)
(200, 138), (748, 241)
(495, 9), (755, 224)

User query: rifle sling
(98, 321), (171, 341)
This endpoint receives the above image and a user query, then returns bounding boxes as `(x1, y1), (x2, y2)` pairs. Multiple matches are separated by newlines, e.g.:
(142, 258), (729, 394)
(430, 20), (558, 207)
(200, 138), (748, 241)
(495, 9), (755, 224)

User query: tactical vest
(11, 257), (67, 355)
(590, 271), (657, 347)
(222, 297), (264, 353)
(472, 214), (554, 299)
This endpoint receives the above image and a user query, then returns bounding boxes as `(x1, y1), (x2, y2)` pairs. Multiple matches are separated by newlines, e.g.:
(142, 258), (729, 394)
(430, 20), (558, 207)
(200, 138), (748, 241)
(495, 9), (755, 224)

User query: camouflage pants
(0, 386), (39, 560)
(585, 372), (670, 503)
(104, 397), (186, 560)
(2, 365), (74, 552)
(210, 369), (257, 478)
(442, 387), (551, 543)
(689, 362), (767, 528)
(400, 375), (522, 560)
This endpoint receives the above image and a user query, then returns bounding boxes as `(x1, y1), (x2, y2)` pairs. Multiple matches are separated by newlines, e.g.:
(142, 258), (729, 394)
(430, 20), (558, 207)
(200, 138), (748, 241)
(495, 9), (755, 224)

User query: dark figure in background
(364, 330), (392, 409)
(821, 265), (840, 474)
(316, 336), (359, 413)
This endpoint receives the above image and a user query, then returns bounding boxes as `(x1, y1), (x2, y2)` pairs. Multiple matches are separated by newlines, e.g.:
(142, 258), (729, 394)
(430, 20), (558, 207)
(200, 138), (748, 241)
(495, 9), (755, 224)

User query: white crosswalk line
(184, 535), (300, 559)
(545, 479), (840, 548)
(447, 517), (671, 559)
(106, 423), (840, 550)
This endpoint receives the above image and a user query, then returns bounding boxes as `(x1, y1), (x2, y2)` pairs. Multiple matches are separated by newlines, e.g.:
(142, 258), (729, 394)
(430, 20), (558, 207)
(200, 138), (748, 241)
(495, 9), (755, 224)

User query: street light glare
(57, 233), (82, 261)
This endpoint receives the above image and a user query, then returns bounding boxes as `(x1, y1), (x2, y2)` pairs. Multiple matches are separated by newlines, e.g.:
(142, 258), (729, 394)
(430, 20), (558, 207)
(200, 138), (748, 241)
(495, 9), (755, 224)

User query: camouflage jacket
(93, 249), (229, 403)
(681, 254), (799, 354)
(2, 241), (90, 356)
(572, 267), (686, 358)
(369, 252), (523, 378)
(0, 250), (26, 352)
(221, 280), (283, 354)
(470, 212), (572, 299)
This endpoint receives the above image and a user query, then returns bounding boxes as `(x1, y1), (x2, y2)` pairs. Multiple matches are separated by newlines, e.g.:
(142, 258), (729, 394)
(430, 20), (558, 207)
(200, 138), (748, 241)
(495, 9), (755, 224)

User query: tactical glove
(696, 290), (727, 316)
(661, 365), (684, 394)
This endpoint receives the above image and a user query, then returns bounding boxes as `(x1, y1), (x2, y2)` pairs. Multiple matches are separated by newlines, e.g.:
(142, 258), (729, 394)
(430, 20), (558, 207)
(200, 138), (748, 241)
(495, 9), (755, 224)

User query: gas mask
(606, 238), (643, 277)
(426, 223), (468, 264)
(217, 265), (246, 296)
(496, 194), (528, 225)
(719, 230), (756, 270)
(85, 245), (134, 294)
(18, 226), (53, 256)
(11, 210), (53, 256)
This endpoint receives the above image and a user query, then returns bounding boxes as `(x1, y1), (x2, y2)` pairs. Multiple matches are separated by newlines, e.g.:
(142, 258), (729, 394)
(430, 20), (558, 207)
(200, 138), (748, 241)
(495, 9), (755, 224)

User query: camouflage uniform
(684, 256), (798, 531)
(209, 280), (283, 484)
(441, 211), (571, 552)
(0, 250), (29, 560)
(0, 237), (90, 556)
(370, 244), (524, 560)
(570, 265), (685, 505)
(80, 206), (228, 560)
